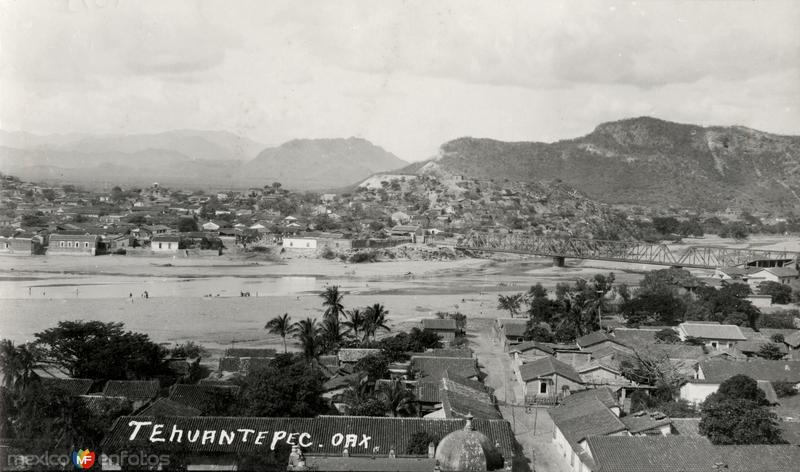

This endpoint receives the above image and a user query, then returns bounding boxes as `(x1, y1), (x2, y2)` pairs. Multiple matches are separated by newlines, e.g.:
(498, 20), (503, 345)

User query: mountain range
(411, 117), (800, 214)
(2, 117), (799, 213)
(0, 130), (407, 191)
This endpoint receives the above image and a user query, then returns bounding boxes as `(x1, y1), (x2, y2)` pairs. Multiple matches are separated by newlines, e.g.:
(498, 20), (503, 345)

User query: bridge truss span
(456, 232), (799, 269)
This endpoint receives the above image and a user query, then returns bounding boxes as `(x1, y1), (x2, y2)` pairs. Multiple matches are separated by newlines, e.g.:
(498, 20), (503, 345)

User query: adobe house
(676, 322), (746, 351)
(47, 234), (101, 256)
(421, 318), (458, 344)
(517, 357), (584, 401)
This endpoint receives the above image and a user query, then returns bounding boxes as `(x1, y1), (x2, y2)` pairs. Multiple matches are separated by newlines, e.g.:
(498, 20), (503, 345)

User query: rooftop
(699, 359), (800, 383)
(678, 322), (746, 341)
(102, 380), (160, 401)
(411, 356), (479, 382)
(518, 357), (583, 384)
(421, 319), (458, 331)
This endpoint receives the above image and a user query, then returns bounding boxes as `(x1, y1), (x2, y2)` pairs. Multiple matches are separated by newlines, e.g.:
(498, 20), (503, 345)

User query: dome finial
(464, 412), (474, 431)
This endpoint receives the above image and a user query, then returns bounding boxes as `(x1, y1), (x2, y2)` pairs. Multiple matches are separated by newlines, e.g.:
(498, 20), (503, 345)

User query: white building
(282, 237), (317, 249)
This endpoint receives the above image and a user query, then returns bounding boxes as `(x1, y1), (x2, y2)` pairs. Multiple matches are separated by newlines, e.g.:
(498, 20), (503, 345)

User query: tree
(292, 318), (320, 362)
(756, 343), (785, 360)
(320, 286), (345, 321)
(238, 355), (328, 417)
(621, 292), (686, 326)
(177, 217), (198, 233)
(343, 309), (366, 340)
(497, 293), (523, 318)
(348, 397), (388, 417)
(619, 350), (685, 399)
(364, 303), (391, 341)
(378, 379), (417, 417)
(319, 316), (346, 353)
(34, 321), (168, 380)
(700, 375), (784, 445)
(265, 313), (295, 354)
(759, 281), (792, 304)
(0, 340), (39, 393)
(526, 284), (556, 323)
(354, 354), (389, 382)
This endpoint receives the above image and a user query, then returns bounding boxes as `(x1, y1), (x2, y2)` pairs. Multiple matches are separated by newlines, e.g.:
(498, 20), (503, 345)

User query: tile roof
(421, 319), (457, 331)
(500, 320), (528, 338)
(40, 377), (94, 395)
(559, 387), (618, 410)
(442, 370), (493, 395)
(550, 397), (626, 450)
(168, 384), (241, 412)
(678, 322), (746, 341)
(102, 416), (517, 460)
(414, 381), (440, 403)
(518, 357), (583, 384)
(736, 340), (788, 354)
(137, 398), (202, 417)
(319, 354), (341, 367)
(419, 349), (473, 358)
(223, 348), (277, 358)
(756, 267), (800, 278)
(102, 380), (160, 401)
(218, 356), (273, 374)
(669, 418), (702, 437)
(324, 373), (362, 392)
(440, 388), (502, 420)
(410, 356), (478, 382)
(699, 360), (800, 383)
(619, 413), (671, 434)
(507, 341), (554, 355)
(587, 436), (800, 472)
(576, 331), (613, 348)
(338, 349), (382, 363)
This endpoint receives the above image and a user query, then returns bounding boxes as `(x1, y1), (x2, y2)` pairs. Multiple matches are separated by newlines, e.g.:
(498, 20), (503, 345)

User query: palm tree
(340, 374), (373, 409)
(293, 318), (320, 361)
(265, 313), (295, 353)
(320, 285), (345, 320)
(0, 340), (39, 393)
(342, 308), (366, 340)
(364, 303), (391, 342)
(497, 293), (524, 318)
(320, 316), (346, 353)
(378, 379), (417, 417)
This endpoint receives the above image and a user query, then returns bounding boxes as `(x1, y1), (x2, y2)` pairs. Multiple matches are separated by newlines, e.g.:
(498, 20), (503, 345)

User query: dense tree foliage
(758, 281), (793, 304)
(406, 431), (440, 455)
(34, 321), (168, 380)
(700, 375), (784, 445)
(237, 355), (329, 417)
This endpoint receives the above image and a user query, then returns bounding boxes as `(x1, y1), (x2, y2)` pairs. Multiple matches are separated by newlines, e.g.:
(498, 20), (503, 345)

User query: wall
(47, 240), (97, 256)
(580, 367), (625, 386)
(679, 382), (720, 405)
(283, 238), (317, 249)
(152, 240), (180, 252)
(0, 237), (32, 254)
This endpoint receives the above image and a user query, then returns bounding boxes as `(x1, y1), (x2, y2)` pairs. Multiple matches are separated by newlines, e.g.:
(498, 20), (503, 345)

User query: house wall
(432, 330), (456, 342)
(152, 241), (179, 252)
(580, 367), (625, 386)
(680, 382), (720, 405)
(523, 374), (583, 398)
(283, 238), (317, 249)
(47, 238), (97, 256)
(0, 237), (32, 254)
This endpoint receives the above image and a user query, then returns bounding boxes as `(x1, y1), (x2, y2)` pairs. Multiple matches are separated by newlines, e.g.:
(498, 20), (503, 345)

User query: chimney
(428, 442), (435, 458)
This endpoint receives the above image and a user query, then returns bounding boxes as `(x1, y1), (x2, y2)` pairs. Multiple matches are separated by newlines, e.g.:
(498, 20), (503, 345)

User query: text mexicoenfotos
(127, 421), (373, 450)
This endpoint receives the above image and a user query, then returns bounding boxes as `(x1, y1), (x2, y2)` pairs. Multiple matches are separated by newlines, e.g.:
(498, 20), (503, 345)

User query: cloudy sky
(1, 0), (798, 161)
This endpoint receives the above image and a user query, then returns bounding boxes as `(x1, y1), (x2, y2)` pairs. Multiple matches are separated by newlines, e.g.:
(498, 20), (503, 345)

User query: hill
(236, 137), (408, 190)
(427, 117), (800, 214)
(0, 132), (406, 191)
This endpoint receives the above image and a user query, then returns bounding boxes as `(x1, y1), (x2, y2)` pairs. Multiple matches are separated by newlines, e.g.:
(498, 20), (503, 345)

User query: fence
(351, 239), (407, 249)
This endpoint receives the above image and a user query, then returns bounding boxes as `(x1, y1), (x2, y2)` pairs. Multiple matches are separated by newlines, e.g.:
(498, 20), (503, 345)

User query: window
(59, 241), (65, 247)
(67, 241), (72, 248)
(711, 341), (718, 349)
(539, 382), (548, 394)
(158, 243), (162, 249)
(84, 242), (89, 248)
(290, 242), (293, 247)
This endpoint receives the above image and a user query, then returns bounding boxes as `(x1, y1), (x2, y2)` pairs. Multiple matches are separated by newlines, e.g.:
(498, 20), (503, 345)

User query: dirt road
(469, 318), (570, 472)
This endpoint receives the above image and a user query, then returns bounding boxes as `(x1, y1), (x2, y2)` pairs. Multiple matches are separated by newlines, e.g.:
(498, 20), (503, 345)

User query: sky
(1, 0), (798, 162)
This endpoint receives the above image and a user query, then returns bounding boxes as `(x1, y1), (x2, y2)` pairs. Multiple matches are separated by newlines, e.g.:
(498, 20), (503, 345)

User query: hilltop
(425, 117), (800, 214)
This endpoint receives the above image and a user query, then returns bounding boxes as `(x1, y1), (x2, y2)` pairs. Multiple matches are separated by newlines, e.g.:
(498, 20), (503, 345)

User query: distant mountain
(424, 117), (800, 213)
(236, 138), (408, 190)
(0, 131), (406, 191)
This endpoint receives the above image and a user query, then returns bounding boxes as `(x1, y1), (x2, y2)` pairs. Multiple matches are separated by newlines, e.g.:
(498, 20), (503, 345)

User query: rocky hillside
(428, 117), (800, 214)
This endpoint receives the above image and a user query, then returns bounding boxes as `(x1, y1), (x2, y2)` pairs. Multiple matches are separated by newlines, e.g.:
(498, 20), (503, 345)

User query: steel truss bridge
(456, 232), (800, 269)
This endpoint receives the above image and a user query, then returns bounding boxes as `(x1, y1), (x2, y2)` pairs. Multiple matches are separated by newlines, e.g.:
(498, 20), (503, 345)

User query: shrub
(758, 310), (798, 329)
(759, 281), (793, 304)
(406, 431), (440, 455)
(773, 381), (798, 398)
(320, 247), (336, 259)
(654, 328), (680, 343)
(349, 251), (378, 263)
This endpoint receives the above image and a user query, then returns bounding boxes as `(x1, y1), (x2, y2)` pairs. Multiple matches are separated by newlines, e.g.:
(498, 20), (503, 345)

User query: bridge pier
(552, 256), (565, 267)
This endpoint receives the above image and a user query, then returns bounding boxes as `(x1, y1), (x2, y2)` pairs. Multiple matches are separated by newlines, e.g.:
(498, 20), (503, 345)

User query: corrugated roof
(102, 416), (517, 460)
(102, 380), (159, 401)
(518, 357), (583, 384)
(678, 323), (746, 341)
(421, 319), (457, 331)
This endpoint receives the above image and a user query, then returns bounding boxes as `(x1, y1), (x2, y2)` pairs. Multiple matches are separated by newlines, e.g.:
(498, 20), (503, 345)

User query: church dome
(434, 415), (505, 471)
